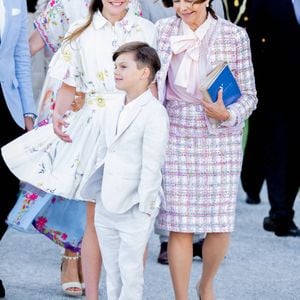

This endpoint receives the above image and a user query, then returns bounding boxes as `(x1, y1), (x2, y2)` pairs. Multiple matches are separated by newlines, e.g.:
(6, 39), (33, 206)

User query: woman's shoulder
(67, 17), (89, 33)
(217, 17), (248, 36)
(212, 17), (249, 45)
(155, 15), (179, 27)
(155, 16), (180, 35)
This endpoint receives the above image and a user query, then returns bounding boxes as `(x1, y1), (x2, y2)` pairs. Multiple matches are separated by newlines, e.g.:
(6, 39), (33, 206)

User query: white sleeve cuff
(219, 109), (237, 127)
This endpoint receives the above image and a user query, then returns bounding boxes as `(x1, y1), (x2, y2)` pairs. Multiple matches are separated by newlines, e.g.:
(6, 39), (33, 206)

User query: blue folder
(200, 62), (241, 107)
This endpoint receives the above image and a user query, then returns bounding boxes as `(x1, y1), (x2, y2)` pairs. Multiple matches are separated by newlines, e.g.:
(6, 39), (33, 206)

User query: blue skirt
(6, 183), (86, 253)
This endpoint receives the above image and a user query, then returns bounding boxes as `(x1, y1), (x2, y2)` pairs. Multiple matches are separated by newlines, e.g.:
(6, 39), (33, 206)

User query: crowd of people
(0, 0), (299, 300)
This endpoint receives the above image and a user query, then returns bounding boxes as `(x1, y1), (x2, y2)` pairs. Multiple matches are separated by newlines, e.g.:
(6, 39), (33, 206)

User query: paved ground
(1, 183), (299, 300)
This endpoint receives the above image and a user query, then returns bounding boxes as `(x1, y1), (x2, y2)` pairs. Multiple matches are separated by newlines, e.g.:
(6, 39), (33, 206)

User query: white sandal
(62, 282), (83, 297)
(61, 254), (82, 297)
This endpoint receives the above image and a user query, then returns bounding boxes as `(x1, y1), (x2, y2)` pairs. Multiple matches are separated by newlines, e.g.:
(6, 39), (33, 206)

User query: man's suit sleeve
(15, 0), (36, 116)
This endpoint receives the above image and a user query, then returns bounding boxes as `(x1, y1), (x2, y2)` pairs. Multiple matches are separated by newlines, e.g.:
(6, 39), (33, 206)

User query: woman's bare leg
(197, 232), (230, 300)
(81, 202), (102, 300)
(168, 232), (194, 300)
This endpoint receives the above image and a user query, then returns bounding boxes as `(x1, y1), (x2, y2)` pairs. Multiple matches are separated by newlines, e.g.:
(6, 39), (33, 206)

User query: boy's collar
(124, 89), (152, 107)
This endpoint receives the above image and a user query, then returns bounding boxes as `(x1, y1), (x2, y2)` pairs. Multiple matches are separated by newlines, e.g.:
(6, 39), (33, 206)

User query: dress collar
(93, 9), (136, 32)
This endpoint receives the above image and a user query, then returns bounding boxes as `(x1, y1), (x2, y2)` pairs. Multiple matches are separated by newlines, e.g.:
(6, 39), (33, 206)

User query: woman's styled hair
(64, 0), (103, 43)
(112, 41), (161, 84)
(162, 0), (217, 20)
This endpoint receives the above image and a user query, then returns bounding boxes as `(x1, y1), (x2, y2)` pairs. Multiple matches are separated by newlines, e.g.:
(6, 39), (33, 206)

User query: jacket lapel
(157, 17), (181, 102)
(105, 101), (124, 146)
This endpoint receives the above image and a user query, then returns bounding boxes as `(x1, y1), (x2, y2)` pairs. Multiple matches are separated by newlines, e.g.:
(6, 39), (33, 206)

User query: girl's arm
(29, 29), (46, 56)
(52, 82), (76, 143)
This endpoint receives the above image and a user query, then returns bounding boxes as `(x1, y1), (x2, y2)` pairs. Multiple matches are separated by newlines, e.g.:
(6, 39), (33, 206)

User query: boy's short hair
(112, 42), (161, 84)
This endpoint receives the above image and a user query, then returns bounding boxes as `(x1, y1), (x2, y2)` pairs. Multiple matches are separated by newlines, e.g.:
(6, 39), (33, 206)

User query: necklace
(223, 0), (248, 24)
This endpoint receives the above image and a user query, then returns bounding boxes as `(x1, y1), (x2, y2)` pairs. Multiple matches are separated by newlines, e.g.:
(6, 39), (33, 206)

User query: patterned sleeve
(34, 0), (70, 53)
(214, 25), (257, 134)
(222, 26), (258, 128)
(48, 21), (85, 90)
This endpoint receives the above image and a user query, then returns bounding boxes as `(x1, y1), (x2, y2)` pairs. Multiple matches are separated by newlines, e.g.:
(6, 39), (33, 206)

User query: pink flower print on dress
(35, 216), (48, 231)
(61, 233), (68, 240)
(37, 119), (49, 127)
(25, 193), (38, 201)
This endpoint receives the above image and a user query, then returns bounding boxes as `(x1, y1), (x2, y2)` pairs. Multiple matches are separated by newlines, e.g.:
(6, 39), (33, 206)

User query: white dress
(34, 0), (142, 124)
(1, 10), (156, 201)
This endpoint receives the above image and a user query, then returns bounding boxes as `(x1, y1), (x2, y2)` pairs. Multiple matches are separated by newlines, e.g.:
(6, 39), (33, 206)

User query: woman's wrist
(222, 110), (231, 122)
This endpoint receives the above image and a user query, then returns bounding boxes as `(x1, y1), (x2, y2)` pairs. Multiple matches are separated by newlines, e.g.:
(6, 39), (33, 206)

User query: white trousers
(95, 200), (158, 300)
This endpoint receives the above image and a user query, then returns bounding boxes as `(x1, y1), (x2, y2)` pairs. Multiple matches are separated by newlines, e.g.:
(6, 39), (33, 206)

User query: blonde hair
(63, 0), (103, 44)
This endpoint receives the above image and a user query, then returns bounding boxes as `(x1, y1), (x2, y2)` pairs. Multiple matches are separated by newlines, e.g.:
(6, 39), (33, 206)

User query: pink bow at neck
(170, 34), (204, 95)
(169, 16), (212, 96)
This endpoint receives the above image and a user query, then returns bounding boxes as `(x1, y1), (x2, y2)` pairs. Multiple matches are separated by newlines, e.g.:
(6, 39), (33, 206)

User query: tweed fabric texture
(156, 100), (243, 233)
(155, 16), (257, 136)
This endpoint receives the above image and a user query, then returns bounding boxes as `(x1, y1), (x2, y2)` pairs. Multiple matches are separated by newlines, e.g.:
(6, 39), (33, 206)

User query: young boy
(81, 42), (169, 300)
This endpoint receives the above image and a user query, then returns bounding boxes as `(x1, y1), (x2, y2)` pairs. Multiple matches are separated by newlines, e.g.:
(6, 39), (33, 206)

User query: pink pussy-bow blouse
(169, 15), (213, 96)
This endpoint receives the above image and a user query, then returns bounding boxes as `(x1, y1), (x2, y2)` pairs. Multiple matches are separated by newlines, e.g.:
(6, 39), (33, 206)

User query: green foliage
(242, 119), (248, 151)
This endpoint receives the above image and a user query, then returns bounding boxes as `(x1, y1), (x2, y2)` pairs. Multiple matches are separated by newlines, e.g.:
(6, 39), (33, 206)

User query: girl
(2, 1), (154, 299)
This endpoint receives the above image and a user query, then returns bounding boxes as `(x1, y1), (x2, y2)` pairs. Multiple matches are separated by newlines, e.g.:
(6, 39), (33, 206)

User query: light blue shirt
(0, 0), (5, 37)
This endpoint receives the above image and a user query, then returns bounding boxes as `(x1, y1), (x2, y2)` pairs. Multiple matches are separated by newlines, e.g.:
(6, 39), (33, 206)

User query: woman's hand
(52, 111), (72, 143)
(200, 88), (230, 122)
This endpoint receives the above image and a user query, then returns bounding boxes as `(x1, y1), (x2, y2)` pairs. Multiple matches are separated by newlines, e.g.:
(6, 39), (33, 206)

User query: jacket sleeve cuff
(139, 201), (156, 216)
(219, 109), (237, 127)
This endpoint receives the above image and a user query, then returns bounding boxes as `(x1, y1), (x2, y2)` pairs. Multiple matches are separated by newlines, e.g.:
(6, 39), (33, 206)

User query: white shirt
(116, 92), (146, 135)
(0, 0), (5, 38)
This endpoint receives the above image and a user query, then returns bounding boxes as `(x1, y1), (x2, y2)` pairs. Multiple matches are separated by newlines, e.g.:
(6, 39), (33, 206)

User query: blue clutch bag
(200, 62), (241, 106)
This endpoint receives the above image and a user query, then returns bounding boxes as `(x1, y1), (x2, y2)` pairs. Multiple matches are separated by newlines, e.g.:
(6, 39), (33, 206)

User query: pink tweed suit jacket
(155, 15), (258, 135)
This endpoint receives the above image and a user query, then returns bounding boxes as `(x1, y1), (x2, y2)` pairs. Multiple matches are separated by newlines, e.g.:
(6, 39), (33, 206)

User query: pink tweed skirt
(156, 100), (243, 233)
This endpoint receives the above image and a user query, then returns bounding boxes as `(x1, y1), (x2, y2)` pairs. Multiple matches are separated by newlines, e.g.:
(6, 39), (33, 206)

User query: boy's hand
(52, 112), (72, 143)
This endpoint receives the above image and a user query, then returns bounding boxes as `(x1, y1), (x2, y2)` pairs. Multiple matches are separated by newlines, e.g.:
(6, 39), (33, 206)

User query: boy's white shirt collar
(116, 89), (152, 136)
(122, 89), (152, 110)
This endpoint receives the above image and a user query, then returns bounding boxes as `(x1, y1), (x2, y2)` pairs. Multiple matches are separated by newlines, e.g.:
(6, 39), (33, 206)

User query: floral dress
(34, 0), (142, 125)
(3, 9), (155, 252)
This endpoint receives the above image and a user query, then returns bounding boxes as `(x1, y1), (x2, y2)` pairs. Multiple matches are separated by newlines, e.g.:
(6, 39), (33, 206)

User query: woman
(2, 1), (155, 299)
(155, 0), (257, 299)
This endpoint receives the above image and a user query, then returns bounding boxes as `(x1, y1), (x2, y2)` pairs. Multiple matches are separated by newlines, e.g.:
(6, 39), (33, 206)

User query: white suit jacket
(81, 90), (169, 216)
